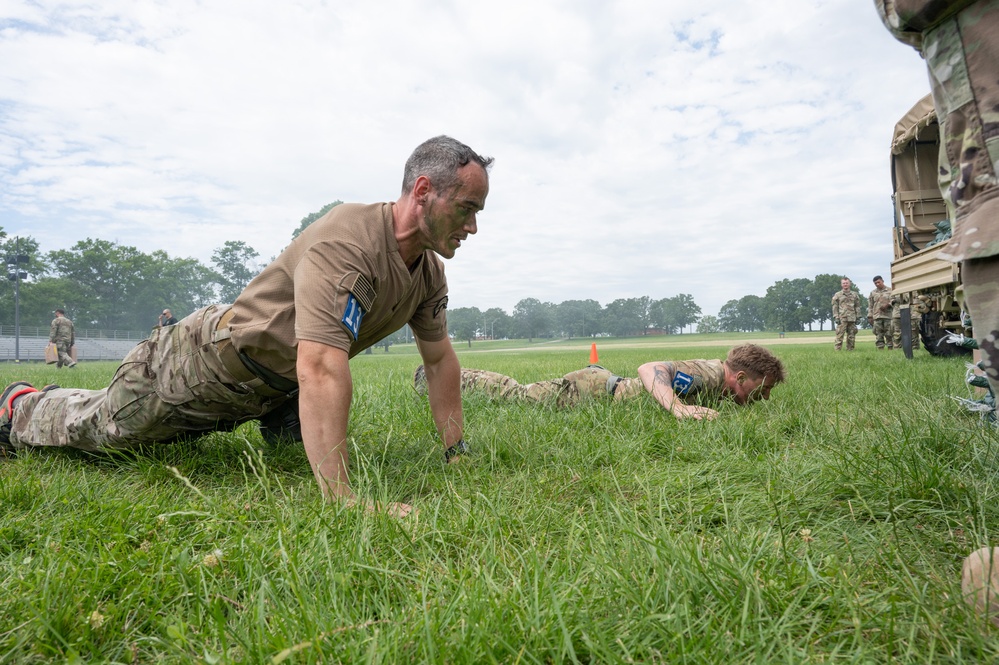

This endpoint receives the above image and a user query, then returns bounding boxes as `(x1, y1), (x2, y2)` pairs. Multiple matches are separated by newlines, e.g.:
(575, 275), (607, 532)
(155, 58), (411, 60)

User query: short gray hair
(401, 136), (493, 196)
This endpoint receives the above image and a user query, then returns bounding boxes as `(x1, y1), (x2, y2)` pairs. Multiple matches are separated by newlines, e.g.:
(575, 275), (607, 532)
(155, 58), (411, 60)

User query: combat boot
(1, 381), (38, 452)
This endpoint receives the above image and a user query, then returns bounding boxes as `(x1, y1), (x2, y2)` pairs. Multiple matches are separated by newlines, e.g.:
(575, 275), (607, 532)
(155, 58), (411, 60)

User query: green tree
(17, 278), (78, 328)
(48, 239), (149, 329)
(719, 295), (765, 332)
(697, 314), (721, 333)
(482, 307), (512, 340)
(672, 293), (702, 333)
(513, 298), (555, 341)
(765, 278), (813, 332)
(811, 274), (844, 331)
(603, 298), (647, 337)
(292, 201), (343, 239)
(212, 241), (261, 303)
(0, 234), (50, 327)
(555, 299), (604, 337)
(133, 250), (220, 327)
(652, 294), (702, 334)
(448, 306), (482, 347)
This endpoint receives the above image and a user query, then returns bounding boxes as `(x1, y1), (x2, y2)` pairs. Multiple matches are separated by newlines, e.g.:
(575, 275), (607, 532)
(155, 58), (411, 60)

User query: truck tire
(920, 312), (972, 357)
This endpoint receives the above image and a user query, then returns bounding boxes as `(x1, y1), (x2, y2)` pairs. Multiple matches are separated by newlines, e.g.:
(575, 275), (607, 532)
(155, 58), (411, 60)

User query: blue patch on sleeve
(342, 294), (364, 340)
(672, 371), (694, 396)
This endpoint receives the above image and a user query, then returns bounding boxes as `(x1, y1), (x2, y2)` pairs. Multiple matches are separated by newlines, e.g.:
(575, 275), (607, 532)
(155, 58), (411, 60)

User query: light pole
(486, 318), (497, 340)
(5, 238), (29, 363)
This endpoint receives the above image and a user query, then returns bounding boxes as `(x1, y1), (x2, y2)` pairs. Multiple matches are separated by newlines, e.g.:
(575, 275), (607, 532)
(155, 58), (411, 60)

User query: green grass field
(2, 337), (999, 663)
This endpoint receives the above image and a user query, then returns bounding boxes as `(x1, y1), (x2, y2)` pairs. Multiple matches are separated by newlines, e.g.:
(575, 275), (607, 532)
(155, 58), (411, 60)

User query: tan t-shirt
(229, 202), (449, 379)
(660, 359), (727, 402)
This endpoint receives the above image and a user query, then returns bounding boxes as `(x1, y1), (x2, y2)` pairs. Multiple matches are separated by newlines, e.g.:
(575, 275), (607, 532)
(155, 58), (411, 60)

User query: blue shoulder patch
(342, 293), (364, 340)
(672, 371), (694, 396)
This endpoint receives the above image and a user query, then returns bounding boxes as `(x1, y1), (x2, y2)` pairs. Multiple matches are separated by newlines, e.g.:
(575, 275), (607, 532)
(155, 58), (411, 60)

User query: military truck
(889, 94), (971, 357)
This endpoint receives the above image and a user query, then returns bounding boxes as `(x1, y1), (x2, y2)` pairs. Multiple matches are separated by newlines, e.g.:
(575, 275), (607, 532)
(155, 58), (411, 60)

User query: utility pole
(6, 238), (29, 363)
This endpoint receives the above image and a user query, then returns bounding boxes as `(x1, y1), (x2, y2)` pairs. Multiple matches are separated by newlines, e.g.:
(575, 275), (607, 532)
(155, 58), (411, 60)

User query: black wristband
(444, 439), (468, 462)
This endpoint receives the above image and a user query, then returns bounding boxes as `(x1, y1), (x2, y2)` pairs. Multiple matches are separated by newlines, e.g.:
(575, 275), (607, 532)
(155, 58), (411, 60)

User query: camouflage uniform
(876, 0), (999, 399)
(48, 314), (75, 368)
(10, 305), (288, 451)
(869, 285), (894, 349)
(458, 360), (726, 407)
(832, 289), (862, 350)
(890, 292), (922, 350)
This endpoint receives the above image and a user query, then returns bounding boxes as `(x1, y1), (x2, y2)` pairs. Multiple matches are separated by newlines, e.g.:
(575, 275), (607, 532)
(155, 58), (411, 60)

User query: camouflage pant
(834, 320), (858, 350)
(872, 318), (893, 349)
(963, 258), (999, 400)
(923, 0), (999, 263)
(891, 315), (922, 350)
(52, 340), (74, 368)
(10, 304), (291, 452)
(459, 366), (644, 406)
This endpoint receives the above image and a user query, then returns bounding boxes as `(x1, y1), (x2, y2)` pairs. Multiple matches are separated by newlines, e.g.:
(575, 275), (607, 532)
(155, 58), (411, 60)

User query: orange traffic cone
(590, 343), (599, 365)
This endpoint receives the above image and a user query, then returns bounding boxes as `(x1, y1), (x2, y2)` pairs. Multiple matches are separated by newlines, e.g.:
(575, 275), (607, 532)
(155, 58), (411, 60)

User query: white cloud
(0, 0), (933, 317)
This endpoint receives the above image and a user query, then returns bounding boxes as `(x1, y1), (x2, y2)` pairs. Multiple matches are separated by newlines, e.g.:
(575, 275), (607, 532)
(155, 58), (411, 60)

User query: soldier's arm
(296, 339), (413, 518)
(637, 361), (719, 421)
(415, 335), (464, 460)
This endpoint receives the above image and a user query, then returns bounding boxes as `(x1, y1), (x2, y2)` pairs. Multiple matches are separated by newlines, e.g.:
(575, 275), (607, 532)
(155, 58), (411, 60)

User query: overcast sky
(1, 0), (934, 320)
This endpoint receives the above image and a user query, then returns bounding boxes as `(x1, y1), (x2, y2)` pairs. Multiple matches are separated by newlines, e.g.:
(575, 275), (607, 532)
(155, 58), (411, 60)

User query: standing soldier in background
(868, 275), (895, 349)
(890, 284), (922, 351)
(832, 278), (862, 351)
(49, 309), (76, 368)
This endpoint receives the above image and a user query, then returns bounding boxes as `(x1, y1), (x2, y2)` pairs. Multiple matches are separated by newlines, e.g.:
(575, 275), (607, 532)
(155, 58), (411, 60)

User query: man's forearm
(298, 346), (354, 499)
(425, 354), (463, 447)
(638, 362), (680, 413)
(300, 381), (352, 498)
(649, 374), (681, 414)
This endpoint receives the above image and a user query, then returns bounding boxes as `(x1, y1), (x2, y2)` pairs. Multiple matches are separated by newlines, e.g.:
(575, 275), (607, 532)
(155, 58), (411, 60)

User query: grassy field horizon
(2, 339), (998, 663)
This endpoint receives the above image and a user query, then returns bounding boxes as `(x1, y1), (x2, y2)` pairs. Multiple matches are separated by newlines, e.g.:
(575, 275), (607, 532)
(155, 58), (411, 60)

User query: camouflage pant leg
(54, 341), (73, 367)
(873, 318), (892, 348)
(459, 369), (528, 399)
(846, 322), (858, 350)
(835, 321), (857, 350)
(962, 258), (999, 401)
(10, 305), (288, 452)
(924, 1), (999, 262)
(612, 377), (645, 402)
(459, 368), (578, 405)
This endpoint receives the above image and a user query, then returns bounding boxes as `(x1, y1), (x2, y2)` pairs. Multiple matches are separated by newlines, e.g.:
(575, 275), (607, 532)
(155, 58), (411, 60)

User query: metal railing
(0, 325), (148, 341)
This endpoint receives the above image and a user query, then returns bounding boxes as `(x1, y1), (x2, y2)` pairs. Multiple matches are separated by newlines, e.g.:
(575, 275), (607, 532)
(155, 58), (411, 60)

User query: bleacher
(0, 335), (141, 363)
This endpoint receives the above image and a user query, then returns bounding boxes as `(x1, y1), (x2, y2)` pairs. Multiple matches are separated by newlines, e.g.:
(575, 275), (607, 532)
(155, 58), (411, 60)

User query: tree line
(0, 233), (263, 331)
(445, 274), (871, 346)
(2, 206), (868, 339)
